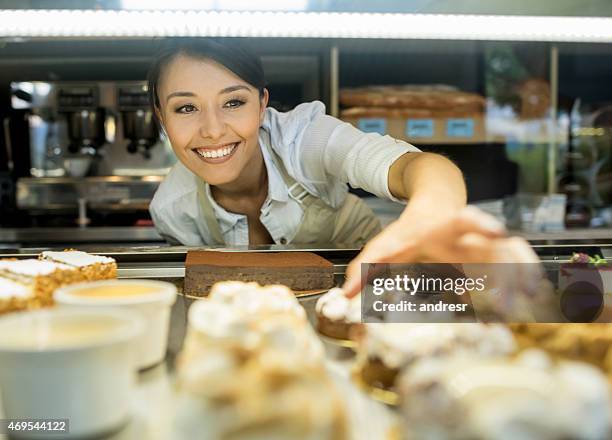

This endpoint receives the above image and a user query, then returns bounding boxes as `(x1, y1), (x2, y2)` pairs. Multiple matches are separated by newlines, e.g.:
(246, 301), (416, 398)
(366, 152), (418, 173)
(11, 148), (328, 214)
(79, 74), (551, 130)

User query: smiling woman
(156, 55), (266, 188)
(146, 39), (534, 292)
(147, 38), (419, 247)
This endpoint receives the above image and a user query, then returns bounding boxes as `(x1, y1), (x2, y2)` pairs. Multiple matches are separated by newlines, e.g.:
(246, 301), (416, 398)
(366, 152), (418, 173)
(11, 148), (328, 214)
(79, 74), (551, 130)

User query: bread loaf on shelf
(339, 85), (485, 114)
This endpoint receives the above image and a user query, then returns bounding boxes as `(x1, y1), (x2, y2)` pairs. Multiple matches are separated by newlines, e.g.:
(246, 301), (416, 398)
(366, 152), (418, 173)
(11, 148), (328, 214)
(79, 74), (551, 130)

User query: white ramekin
(0, 308), (143, 439)
(54, 279), (177, 369)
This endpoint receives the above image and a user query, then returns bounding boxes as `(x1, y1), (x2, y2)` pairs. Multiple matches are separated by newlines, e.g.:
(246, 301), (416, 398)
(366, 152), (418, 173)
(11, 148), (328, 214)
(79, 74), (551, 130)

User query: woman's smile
(191, 141), (240, 164)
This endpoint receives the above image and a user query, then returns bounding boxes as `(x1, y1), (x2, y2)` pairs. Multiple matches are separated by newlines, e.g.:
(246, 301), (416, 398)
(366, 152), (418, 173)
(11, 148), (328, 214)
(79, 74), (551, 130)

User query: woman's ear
(259, 88), (269, 125)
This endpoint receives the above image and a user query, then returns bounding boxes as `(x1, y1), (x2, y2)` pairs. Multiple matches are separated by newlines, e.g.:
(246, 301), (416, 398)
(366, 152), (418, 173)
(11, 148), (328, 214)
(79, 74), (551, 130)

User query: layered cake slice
(315, 288), (362, 341)
(184, 251), (335, 296)
(0, 276), (37, 314)
(0, 259), (81, 306)
(40, 250), (117, 281)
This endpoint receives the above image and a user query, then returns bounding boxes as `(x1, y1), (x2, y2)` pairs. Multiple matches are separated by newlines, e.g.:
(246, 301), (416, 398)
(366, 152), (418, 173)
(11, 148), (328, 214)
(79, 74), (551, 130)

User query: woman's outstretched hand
(342, 206), (537, 298)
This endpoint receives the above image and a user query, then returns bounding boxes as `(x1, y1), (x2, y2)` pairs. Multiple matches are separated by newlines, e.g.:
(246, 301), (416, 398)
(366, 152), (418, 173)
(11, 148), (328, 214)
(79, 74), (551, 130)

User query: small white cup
(55, 279), (177, 369)
(0, 308), (142, 439)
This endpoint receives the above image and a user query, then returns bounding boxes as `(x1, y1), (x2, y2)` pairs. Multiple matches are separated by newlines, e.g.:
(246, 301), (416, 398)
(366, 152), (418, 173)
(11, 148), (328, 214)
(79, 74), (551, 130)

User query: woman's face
(156, 54), (268, 186)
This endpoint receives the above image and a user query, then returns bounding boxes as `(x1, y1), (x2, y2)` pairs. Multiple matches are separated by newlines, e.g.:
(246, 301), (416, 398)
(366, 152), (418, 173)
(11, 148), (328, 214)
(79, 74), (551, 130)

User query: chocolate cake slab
(184, 251), (335, 296)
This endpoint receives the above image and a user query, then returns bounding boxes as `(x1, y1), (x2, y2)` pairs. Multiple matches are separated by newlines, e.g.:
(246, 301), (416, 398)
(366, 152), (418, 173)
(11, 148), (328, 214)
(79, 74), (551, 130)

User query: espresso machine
(4, 81), (176, 227)
(118, 84), (159, 157)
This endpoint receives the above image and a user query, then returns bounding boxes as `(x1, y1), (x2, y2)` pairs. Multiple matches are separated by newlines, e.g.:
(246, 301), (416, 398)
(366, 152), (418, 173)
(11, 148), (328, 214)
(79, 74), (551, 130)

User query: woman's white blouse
(149, 101), (420, 246)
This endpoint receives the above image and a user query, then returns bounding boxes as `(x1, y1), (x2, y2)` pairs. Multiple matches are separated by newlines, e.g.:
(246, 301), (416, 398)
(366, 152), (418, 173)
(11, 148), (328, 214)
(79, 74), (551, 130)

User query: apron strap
(259, 128), (321, 208)
(196, 178), (226, 245)
(195, 127), (325, 246)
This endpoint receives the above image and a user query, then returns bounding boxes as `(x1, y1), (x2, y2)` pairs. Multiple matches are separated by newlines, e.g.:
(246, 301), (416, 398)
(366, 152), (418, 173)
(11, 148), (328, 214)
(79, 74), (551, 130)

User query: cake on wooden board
(183, 251), (335, 296)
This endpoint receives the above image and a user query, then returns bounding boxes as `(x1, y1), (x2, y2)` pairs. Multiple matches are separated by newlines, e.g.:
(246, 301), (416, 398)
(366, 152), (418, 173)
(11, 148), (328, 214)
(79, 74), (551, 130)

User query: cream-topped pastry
(185, 299), (323, 363)
(0, 253), (116, 307)
(40, 250), (117, 281)
(208, 281), (306, 319)
(316, 288), (361, 322)
(176, 348), (347, 440)
(177, 282), (345, 439)
(0, 259), (72, 278)
(399, 350), (611, 440)
(41, 250), (115, 267)
(183, 281), (323, 365)
(0, 259), (78, 306)
(355, 323), (516, 390)
(0, 276), (36, 315)
(315, 288), (362, 340)
(0, 277), (33, 299)
(511, 323), (612, 377)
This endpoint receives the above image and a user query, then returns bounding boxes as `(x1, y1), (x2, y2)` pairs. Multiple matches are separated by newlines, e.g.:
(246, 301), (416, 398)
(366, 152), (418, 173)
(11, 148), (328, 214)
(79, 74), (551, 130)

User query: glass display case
(0, 4), (611, 236)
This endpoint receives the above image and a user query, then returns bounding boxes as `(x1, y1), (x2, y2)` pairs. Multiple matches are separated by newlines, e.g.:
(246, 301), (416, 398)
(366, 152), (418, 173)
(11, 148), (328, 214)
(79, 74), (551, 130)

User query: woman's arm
(291, 110), (534, 299)
(343, 153), (510, 298)
(388, 151), (466, 219)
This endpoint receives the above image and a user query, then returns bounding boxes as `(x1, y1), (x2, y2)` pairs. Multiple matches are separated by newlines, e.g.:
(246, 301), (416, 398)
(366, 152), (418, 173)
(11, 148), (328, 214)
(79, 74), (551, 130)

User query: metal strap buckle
(288, 182), (310, 204)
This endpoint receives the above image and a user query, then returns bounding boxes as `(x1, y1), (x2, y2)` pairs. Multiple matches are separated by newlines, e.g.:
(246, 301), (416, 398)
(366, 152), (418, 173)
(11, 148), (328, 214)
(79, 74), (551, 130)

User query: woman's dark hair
(147, 38), (266, 122)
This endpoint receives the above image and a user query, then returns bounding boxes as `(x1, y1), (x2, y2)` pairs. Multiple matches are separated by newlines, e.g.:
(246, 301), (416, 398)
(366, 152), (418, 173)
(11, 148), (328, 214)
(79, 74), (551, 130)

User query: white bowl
(55, 279), (177, 369)
(63, 156), (92, 177)
(0, 308), (142, 439)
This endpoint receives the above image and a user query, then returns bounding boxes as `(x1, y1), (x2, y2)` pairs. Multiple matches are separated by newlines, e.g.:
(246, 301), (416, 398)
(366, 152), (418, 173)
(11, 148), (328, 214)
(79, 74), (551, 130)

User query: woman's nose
(198, 110), (225, 141)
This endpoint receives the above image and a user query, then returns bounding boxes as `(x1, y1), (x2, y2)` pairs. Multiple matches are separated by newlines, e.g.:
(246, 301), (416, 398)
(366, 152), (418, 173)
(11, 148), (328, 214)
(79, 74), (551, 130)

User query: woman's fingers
(343, 207), (511, 299)
(343, 241), (396, 298)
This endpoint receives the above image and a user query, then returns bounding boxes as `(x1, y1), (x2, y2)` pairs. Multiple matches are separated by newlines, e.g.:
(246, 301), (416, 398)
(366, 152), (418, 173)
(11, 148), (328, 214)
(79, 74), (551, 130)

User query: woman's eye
(176, 104), (197, 114)
(224, 99), (245, 109)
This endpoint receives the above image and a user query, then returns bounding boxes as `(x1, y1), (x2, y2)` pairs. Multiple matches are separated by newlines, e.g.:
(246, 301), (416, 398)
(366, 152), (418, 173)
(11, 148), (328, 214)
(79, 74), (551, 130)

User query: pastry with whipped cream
(40, 250), (117, 281)
(512, 323), (612, 376)
(0, 251), (117, 312)
(315, 287), (362, 340)
(177, 281), (347, 439)
(355, 323), (516, 391)
(181, 281), (323, 365)
(398, 349), (611, 440)
(0, 258), (80, 307)
(0, 276), (37, 314)
(208, 281), (307, 319)
(176, 347), (348, 440)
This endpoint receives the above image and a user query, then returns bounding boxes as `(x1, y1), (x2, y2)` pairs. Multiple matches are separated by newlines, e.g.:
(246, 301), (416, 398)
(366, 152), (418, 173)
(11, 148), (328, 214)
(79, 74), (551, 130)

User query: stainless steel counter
(3, 226), (612, 250)
(2, 244), (611, 286)
(0, 227), (164, 246)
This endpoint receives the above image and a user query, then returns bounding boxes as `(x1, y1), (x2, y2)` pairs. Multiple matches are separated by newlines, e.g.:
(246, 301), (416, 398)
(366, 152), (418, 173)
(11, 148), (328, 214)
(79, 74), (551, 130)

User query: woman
(148, 39), (536, 296)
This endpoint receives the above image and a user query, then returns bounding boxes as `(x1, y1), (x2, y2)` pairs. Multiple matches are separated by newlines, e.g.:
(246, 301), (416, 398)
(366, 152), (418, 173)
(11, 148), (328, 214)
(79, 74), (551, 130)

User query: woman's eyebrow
(165, 85), (251, 102)
(166, 91), (195, 101)
(220, 85), (251, 94)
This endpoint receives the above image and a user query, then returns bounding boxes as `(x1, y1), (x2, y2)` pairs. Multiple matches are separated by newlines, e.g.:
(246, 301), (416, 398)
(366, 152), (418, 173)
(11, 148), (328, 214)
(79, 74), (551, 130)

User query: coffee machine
(118, 84), (160, 157)
(59, 85), (106, 155)
(4, 81), (176, 226)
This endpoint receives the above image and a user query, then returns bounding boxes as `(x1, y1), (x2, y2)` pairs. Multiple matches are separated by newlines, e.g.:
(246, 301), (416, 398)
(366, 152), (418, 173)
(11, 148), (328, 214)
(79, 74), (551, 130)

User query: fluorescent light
(121, 0), (308, 11)
(0, 10), (611, 42)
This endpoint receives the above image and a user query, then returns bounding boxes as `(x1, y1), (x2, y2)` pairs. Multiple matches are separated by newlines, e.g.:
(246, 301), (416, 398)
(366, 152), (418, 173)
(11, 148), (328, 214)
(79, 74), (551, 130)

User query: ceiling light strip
(0, 10), (611, 42)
